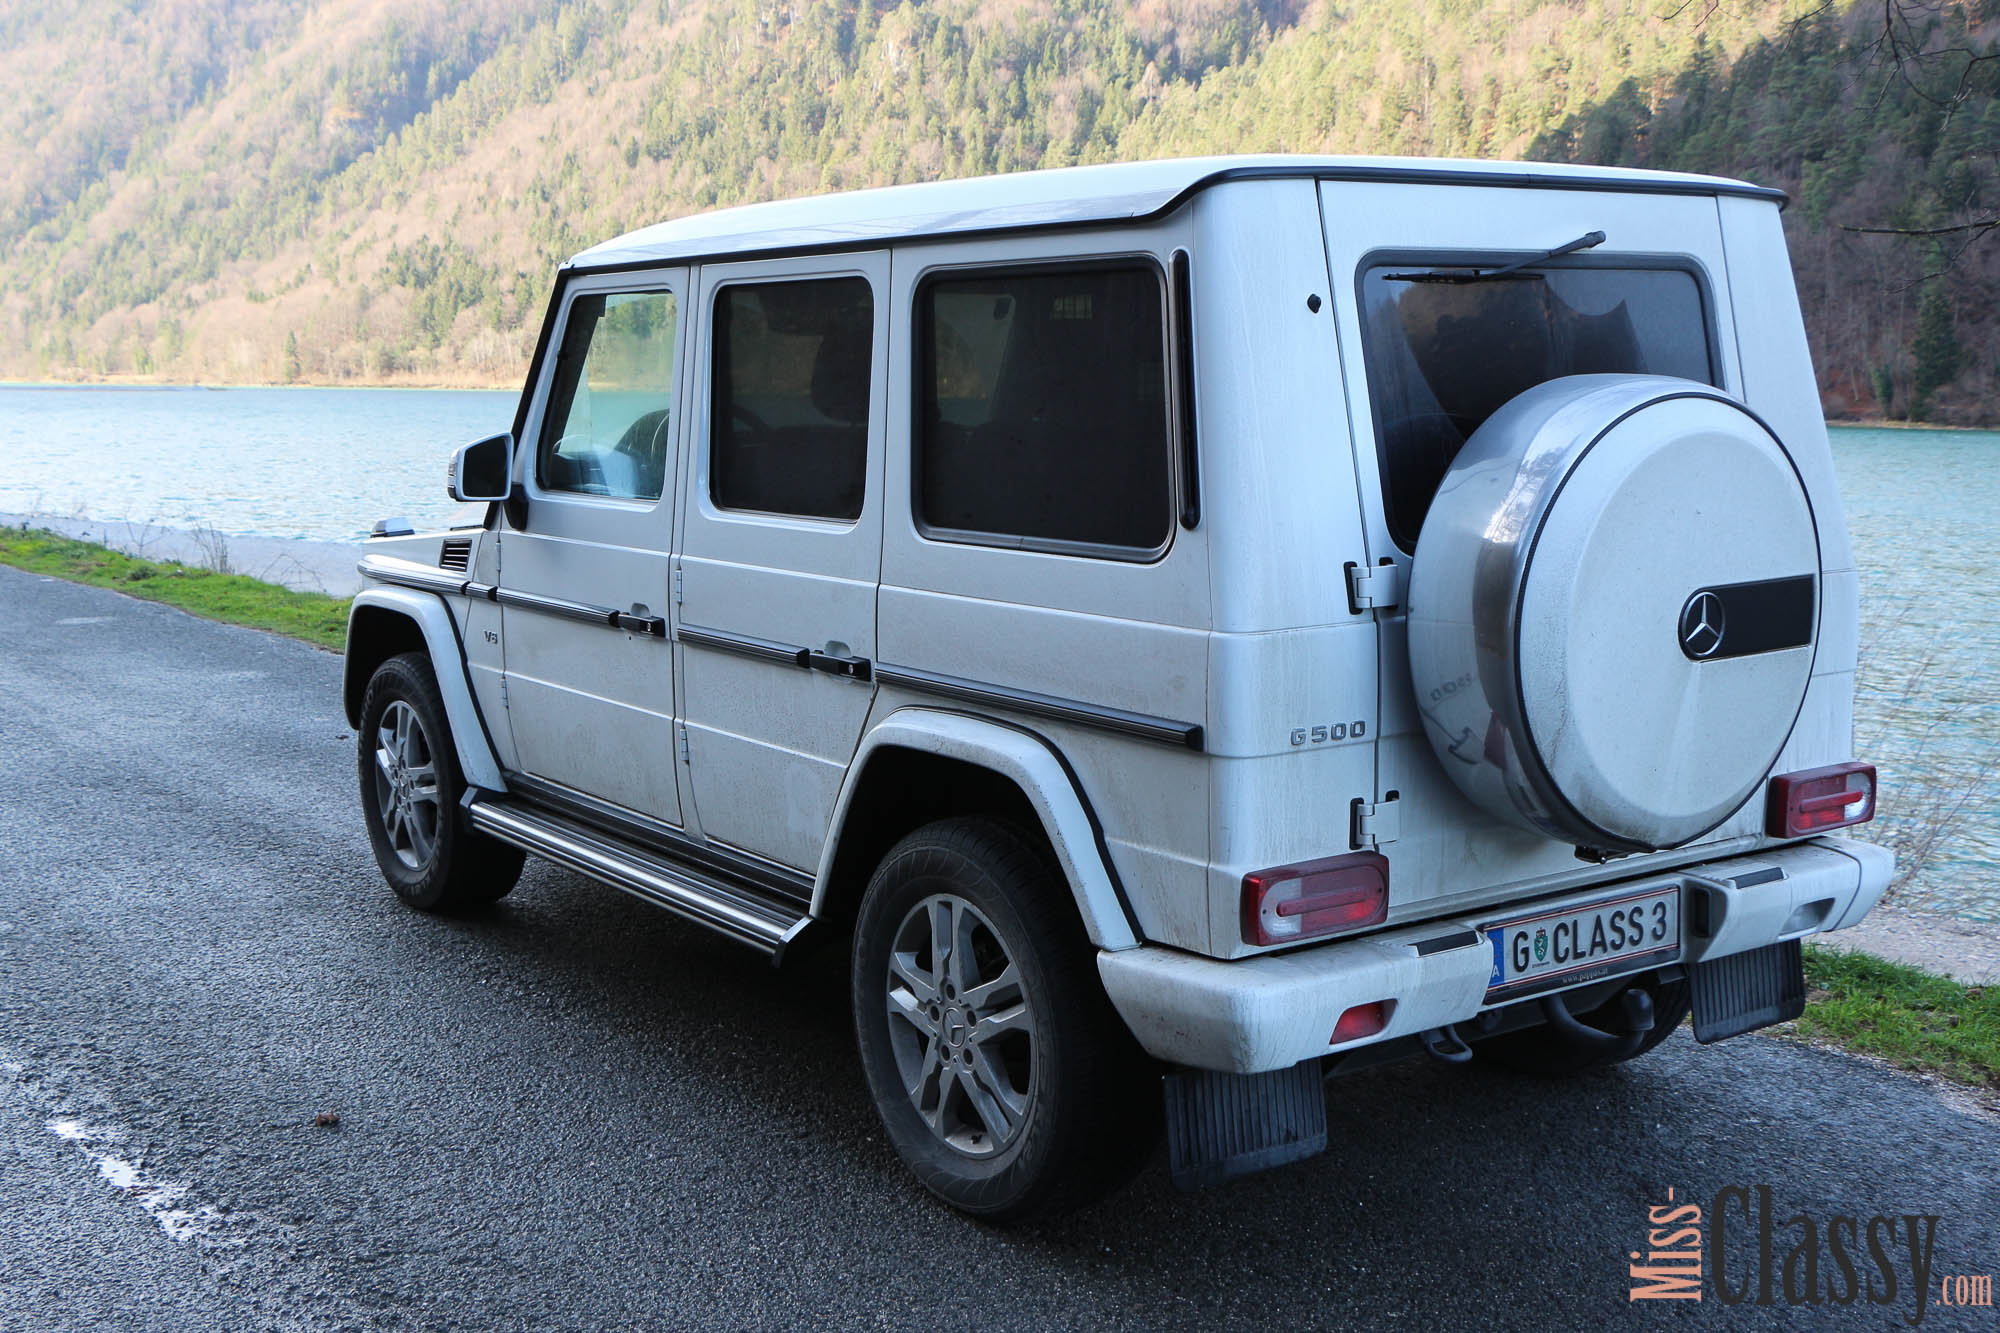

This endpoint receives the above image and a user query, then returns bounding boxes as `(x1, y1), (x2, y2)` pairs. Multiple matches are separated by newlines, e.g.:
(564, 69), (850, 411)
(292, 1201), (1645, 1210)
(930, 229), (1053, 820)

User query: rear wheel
(356, 652), (523, 911)
(851, 817), (1156, 1222)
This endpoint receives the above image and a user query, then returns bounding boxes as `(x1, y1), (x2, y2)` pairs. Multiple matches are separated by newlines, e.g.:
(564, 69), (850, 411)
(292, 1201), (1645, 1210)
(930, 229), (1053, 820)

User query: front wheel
(356, 652), (523, 911)
(851, 817), (1157, 1223)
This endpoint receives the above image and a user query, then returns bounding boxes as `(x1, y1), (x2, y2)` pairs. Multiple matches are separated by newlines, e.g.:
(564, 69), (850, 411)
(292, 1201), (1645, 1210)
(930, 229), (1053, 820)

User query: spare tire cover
(1406, 375), (1819, 852)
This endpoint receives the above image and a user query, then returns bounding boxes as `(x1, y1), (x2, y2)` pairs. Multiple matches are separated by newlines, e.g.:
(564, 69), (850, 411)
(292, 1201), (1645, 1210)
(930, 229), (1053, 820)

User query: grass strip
(1796, 943), (1999, 1089)
(0, 528), (349, 651)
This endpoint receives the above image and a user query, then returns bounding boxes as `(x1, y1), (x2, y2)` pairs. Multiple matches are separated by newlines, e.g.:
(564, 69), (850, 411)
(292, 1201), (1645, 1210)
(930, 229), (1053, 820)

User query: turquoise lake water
(0, 386), (1992, 920)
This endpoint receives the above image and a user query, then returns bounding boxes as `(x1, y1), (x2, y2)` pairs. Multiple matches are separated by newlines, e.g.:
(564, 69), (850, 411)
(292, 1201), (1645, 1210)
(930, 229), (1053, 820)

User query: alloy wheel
(883, 894), (1037, 1157)
(372, 700), (441, 871)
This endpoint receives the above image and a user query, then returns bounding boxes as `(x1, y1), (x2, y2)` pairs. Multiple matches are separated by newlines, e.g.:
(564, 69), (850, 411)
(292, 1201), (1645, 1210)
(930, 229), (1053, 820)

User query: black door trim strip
(678, 623), (811, 668)
(358, 555), (666, 637)
(875, 663), (1203, 751)
(678, 624), (874, 681)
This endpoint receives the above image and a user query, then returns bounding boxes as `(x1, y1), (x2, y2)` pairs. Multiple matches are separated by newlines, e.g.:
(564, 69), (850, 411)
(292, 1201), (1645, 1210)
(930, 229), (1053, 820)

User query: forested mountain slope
(2, 0), (1994, 422)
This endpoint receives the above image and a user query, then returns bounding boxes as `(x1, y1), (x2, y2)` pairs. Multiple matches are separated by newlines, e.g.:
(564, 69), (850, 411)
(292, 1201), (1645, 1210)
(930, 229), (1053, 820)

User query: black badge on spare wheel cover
(1677, 575), (1816, 662)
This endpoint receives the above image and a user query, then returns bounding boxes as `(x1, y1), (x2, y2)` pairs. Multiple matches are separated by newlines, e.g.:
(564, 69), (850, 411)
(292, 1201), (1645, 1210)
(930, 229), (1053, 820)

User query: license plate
(1484, 886), (1681, 1001)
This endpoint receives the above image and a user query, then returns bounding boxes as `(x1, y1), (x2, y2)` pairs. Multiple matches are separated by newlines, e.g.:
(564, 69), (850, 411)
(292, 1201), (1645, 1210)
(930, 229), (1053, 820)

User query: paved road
(1, 564), (1996, 1332)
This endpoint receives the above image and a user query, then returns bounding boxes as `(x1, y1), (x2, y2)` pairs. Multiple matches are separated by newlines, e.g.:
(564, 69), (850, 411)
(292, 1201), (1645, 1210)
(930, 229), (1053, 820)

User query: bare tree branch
(1828, 0), (2000, 276)
(1843, 218), (2000, 237)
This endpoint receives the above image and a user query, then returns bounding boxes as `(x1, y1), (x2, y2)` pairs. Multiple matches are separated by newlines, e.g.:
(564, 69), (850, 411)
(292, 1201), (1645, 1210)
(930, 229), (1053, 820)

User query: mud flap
(1163, 1061), (1328, 1191)
(1690, 939), (1806, 1044)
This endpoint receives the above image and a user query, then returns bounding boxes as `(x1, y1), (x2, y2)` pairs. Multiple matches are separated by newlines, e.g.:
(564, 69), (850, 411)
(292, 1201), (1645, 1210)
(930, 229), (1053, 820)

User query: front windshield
(1358, 264), (1715, 549)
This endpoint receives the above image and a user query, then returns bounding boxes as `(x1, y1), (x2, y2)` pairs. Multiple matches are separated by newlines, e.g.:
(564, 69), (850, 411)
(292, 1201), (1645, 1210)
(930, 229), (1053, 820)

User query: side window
(710, 277), (874, 521)
(538, 289), (679, 502)
(918, 264), (1172, 554)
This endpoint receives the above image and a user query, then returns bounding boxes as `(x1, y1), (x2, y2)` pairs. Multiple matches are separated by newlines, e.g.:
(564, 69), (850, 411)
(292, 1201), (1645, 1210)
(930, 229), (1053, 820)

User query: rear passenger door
(677, 254), (888, 872)
(876, 233), (1211, 947)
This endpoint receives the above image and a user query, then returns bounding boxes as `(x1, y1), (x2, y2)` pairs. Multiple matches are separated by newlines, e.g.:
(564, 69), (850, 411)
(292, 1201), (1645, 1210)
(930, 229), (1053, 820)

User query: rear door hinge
(672, 566), (684, 605)
(675, 722), (691, 764)
(1345, 559), (1404, 614)
(1350, 793), (1401, 850)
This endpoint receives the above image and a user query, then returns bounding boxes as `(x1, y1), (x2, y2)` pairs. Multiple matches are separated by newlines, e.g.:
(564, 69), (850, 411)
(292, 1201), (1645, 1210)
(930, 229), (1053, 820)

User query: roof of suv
(570, 153), (1783, 272)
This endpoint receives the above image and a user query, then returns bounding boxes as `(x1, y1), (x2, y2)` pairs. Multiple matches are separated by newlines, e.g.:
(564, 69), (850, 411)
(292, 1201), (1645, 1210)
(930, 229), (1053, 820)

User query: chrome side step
(466, 796), (812, 963)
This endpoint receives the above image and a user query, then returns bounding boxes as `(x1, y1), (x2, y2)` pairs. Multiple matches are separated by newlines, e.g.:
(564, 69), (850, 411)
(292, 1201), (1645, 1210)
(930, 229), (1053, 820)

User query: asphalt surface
(1, 564), (1996, 1333)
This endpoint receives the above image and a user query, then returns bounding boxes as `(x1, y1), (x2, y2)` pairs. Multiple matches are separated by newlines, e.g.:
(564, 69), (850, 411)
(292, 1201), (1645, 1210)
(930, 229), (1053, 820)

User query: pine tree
(1910, 275), (1960, 421)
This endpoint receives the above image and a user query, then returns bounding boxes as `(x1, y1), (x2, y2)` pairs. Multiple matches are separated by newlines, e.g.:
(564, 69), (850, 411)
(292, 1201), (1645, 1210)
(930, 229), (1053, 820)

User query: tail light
(1766, 762), (1877, 838)
(1241, 852), (1389, 947)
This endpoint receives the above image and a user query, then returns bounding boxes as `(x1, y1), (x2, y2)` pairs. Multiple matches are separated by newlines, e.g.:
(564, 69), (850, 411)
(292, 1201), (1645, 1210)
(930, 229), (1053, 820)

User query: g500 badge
(1290, 720), (1368, 747)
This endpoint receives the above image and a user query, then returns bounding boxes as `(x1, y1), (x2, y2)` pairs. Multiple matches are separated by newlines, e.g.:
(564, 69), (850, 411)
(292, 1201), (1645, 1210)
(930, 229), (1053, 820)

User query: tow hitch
(1537, 984), (1656, 1062)
(1417, 1026), (1474, 1063)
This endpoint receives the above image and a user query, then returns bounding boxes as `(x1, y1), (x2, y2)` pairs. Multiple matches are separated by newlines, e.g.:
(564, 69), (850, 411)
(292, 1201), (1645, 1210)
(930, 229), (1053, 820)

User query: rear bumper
(1098, 836), (1893, 1074)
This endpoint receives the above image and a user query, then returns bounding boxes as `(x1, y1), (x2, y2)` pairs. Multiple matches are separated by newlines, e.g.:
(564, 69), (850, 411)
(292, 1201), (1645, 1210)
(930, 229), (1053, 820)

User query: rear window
(1358, 263), (1715, 549)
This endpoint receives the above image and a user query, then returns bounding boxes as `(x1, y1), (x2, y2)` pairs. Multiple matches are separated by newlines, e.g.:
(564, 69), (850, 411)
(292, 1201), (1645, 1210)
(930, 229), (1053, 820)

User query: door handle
(614, 610), (667, 637)
(806, 650), (872, 681)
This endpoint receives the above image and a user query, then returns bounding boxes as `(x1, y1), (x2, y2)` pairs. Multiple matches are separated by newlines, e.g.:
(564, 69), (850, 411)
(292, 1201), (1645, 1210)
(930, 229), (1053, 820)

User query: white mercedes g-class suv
(344, 155), (1892, 1220)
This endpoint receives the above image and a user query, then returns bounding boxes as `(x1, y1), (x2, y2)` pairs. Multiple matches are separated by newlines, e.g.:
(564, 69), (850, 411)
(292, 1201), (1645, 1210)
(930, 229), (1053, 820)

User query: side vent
(438, 537), (473, 572)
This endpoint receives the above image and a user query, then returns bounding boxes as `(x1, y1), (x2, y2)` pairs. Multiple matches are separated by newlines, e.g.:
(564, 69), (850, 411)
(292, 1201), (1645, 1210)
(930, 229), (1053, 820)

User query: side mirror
(448, 432), (514, 502)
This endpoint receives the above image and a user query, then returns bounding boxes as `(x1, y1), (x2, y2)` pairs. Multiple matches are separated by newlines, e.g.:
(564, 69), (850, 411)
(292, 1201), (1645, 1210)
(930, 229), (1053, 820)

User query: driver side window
(538, 288), (680, 502)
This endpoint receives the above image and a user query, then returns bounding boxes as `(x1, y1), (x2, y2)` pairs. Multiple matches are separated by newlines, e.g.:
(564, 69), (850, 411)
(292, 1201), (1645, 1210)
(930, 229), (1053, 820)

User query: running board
(465, 796), (813, 963)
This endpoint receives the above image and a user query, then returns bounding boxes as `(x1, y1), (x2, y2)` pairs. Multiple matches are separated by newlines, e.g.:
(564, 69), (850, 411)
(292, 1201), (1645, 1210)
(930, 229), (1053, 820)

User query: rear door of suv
(1319, 181), (1744, 919)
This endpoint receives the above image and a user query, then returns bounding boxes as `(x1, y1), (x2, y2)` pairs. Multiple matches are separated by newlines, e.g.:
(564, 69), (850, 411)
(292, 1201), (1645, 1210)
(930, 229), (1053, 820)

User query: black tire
(851, 817), (1158, 1223)
(1474, 973), (1691, 1075)
(356, 652), (523, 912)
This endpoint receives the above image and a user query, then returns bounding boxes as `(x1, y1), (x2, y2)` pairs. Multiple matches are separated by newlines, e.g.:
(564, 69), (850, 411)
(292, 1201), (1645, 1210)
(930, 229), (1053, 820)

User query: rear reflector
(1241, 852), (1389, 947)
(1766, 762), (1877, 838)
(1330, 1001), (1391, 1046)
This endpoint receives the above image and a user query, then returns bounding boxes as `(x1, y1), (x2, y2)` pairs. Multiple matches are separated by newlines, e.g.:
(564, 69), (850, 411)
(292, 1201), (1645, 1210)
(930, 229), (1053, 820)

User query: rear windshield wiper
(1387, 230), (1607, 284)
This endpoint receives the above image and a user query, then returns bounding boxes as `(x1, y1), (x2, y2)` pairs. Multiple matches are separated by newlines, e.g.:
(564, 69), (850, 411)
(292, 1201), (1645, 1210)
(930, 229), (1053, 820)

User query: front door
(677, 253), (889, 870)
(497, 270), (688, 825)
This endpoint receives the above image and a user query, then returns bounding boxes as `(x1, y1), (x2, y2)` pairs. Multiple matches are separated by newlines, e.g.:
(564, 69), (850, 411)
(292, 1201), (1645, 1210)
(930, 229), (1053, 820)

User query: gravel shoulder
(1820, 902), (2000, 984)
(0, 511), (364, 597)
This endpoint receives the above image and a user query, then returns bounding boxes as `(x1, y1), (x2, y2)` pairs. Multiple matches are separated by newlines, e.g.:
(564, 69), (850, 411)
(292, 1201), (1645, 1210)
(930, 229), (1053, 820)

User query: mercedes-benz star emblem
(1679, 590), (1727, 660)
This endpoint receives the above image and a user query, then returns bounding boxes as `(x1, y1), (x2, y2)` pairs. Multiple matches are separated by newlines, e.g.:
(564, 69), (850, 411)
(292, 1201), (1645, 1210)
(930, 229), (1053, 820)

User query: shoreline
(1828, 417), (1996, 432)
(0, 511), (364, 597)
(0, 377), (518, 393)
(2, 379), (1997, 429)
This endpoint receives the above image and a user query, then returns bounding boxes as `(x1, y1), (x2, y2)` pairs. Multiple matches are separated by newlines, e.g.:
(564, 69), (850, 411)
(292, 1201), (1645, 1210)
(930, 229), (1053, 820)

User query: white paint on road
(44, 1115), (233, 1244)
(55, 616), (115, 625)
